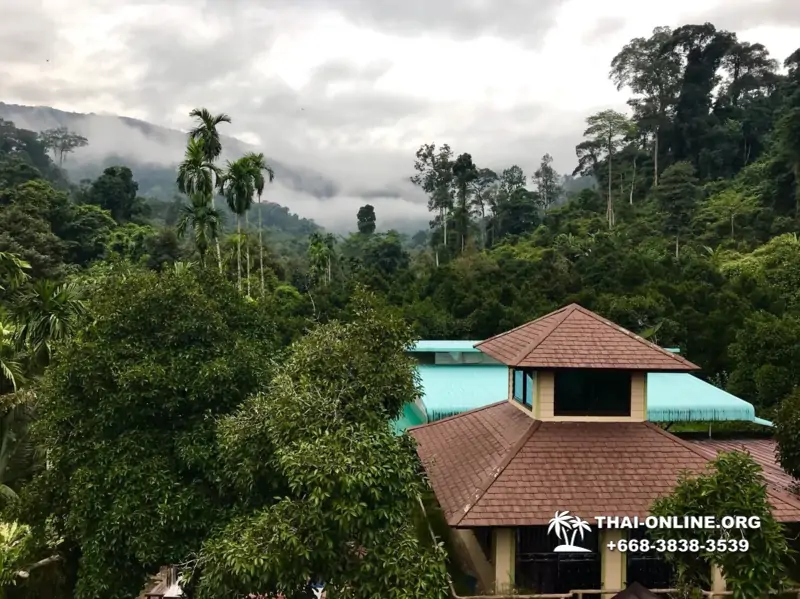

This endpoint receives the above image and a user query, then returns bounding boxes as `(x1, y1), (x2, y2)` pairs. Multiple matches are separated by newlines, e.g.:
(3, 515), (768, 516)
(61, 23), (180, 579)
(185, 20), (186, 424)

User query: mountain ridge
(0, 102), (340, 200)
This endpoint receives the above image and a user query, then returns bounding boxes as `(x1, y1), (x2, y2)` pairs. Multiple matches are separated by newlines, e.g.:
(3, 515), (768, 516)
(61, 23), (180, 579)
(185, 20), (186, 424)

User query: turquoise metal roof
(646, 372), (755, 422)
(409, 340), (481, 353)
(391, 401), (427, 434)
(398, 364), (769, 428)
(390, 341), (772, 432)
(417, 364), (508, 421)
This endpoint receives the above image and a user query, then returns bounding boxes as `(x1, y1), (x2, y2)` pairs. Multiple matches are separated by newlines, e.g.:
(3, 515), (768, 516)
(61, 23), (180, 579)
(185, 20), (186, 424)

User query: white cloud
(2, 0), (799, 230)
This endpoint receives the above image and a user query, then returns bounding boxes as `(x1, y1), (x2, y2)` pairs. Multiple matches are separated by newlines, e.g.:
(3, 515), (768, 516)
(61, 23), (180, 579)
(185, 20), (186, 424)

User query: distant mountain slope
(0, 102), (325, 237)
(0, 102), (339, 199)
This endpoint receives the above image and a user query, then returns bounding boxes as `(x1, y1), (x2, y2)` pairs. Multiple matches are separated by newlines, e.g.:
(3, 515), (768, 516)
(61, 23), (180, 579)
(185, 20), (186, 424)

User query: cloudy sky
(2, 0), (799, 230)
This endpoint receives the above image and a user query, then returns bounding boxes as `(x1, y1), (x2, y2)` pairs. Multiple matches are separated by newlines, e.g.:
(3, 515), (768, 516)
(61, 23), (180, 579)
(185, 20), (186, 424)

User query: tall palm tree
(176, 138), (219, 199)
(0, 389), (38, 505)
(176, 194), (222, 267)
(187, 108), (231, 272)
(12, 280), (87, 371)
(218, 158), (256, 292)
(307, 233), (336, 285)
(244, 152), (275, 297)
(0, 313), (23, 396)
(0, 253), (29, 292)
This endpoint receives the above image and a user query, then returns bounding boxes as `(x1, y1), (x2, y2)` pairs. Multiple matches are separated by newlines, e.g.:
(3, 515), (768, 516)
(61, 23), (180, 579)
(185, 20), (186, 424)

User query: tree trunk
(607, 146), (614, 229)
(654, 128), (659, 187)
(258, 195), (265, 297)
(794, 163), (800, 216)
(237, 217), (242, 292)
(629, 155), (637, 205)
(481, 206), (486, 250)
(245, 211), (251, 297)
(675, 234), (680, 259)
(211, 174), (223, 273)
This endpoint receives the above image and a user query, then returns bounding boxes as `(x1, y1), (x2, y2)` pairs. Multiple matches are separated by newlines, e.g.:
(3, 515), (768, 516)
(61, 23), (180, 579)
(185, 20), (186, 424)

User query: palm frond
(176, 195), (222, 264)
(0, 483), (18, 502)
(0, 252), (31, 292)
(187, 108), (231, 161)
(244, 152), (275, 197)
(219, 158), (256, 215)
(11, 280), (87, 367)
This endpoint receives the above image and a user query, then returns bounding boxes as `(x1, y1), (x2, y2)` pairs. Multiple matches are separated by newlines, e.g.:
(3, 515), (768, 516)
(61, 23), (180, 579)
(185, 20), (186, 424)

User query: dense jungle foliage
(0, 20), (799, 599)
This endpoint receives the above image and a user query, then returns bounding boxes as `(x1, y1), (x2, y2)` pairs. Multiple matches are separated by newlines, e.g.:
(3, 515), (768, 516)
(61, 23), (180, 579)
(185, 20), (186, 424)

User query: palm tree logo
(547, 511), (593, 552)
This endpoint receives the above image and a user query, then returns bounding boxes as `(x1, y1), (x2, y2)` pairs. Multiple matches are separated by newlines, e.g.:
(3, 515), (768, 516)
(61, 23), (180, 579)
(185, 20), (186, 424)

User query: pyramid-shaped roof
(408, 402), (800, 527)
(474, 303), (700, 371)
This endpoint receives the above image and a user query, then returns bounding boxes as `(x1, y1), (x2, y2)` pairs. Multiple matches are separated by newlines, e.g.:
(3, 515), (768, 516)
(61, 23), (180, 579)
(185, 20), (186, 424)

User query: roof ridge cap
(509, 305), (576, 366)
(452, 419), (542, 526)
(474, 305), (569, 352)
(573, 306), (700, 370)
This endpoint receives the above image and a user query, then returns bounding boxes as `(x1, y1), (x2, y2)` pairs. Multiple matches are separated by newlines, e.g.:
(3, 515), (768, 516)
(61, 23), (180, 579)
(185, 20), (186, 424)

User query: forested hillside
(2, 23), (800, 412)
(0, 20), (800, 597)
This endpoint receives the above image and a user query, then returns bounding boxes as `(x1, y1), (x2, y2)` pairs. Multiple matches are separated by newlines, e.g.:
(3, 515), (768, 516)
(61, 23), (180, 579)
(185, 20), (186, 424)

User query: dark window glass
(626, 528), (675, 588)
(513, 369), (524, 401)
(512, 369), (532, 408)
(525, 373), (533, 405)
(516, 526), (600, 593)
(554, 370), (631, 416)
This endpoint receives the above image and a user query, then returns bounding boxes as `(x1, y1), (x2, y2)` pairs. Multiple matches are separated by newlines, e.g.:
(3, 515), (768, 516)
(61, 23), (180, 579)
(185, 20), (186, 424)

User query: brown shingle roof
(473, 304), (700, 371)
(689, 438), (797, 494)
(410, 403), (800, 526)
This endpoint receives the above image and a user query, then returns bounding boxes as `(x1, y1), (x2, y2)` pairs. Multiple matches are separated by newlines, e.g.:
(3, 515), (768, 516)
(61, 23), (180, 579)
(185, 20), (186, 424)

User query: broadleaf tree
(191, 288), (450, 599)
(17, 269), (276, 599)
(649, 451), (790, 598)
(579, 110), (633, 228)
(531, 154), (562, 213)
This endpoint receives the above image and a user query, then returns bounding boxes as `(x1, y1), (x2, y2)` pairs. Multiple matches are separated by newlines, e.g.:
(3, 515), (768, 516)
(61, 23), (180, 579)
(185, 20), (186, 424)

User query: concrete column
(454, 529), (494, 593)
(600, 529), (626, 592)
(492, 528), (516, 593)
(711, 564), (726, 596)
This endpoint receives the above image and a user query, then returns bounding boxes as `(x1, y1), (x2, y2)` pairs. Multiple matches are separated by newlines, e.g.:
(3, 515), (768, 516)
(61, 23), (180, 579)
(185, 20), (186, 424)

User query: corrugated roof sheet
(392, 401), (426, 434)
(647, 372), (755, 422)
(417, 365), (508, 421)
(475, 304), (700, 371)
(395, 362), (768, 429)
(409, 340), (482, 353)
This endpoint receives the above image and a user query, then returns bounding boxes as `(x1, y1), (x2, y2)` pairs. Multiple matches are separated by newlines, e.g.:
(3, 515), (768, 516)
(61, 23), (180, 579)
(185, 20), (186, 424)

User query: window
(554, 369), (631, 416)
(513, 369), (524, 401)
(516, 526), (600, 593)
(526, 373), (534, 405)
(512, 369), (534, 408)
(626, 528), (674, 588)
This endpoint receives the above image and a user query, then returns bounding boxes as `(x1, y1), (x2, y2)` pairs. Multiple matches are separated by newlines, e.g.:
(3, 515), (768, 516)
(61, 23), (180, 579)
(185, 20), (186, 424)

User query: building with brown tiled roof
(409, 304), (800, 596)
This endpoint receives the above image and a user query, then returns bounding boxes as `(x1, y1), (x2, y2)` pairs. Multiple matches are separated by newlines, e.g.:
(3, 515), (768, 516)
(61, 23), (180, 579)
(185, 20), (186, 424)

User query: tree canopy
(0, 18), (798, 599)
